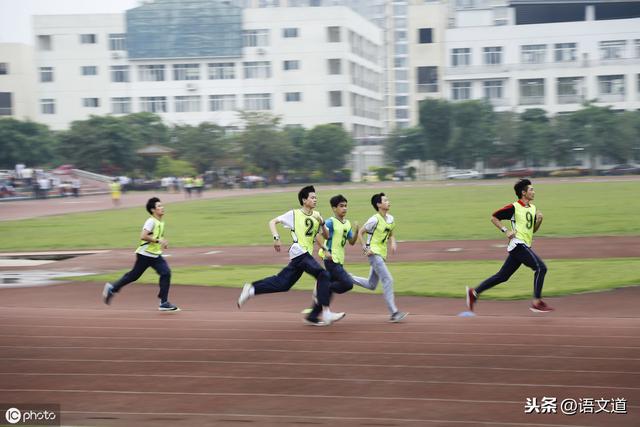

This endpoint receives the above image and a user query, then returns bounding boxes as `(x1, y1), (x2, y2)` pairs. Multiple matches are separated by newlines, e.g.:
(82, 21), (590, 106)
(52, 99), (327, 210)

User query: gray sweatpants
(352, 254), (397, 314)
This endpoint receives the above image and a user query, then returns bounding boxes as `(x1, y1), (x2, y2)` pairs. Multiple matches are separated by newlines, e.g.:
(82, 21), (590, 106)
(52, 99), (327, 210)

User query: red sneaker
(530, 300), (554, 313)
(466, 286), (477, 312)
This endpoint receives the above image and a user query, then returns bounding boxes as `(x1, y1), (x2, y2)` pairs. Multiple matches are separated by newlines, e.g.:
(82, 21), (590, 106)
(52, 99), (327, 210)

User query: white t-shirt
(277, 209), (306, 260)
(363, 213), (394, 234)
(135, 217), (160, 258)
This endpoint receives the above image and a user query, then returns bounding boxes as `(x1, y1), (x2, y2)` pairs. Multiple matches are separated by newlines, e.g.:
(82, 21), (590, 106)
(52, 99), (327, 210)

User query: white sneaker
(237, 283), (252, 309)
(322, 311), (346, 326)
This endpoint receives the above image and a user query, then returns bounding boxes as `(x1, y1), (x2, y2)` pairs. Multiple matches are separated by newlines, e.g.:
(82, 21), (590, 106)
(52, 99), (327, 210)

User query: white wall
(0, 43), (37, 120)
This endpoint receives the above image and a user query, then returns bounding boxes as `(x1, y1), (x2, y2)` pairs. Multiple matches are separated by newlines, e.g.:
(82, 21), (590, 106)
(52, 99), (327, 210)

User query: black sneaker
(304, 315), (326, 326)
(159, 301), (180, 312)
(102, 283), (114, 305)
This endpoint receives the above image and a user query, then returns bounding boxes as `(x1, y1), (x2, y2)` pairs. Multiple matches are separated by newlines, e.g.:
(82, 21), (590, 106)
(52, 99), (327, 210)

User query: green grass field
(82, 258), (640, 300)
(1, 180), (639, 251)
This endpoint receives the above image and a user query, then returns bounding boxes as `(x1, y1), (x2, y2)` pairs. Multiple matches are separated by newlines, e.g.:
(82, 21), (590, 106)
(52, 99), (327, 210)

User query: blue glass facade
(126, 0), (243, 60)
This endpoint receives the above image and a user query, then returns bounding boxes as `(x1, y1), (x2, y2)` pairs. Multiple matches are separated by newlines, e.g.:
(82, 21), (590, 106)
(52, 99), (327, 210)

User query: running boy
(102, 197), (179, 311)
(303, 194), (370, 324)
(466, 179), (553, 313)
(357, 193), (408, 322)
(236, 185), (345, 326)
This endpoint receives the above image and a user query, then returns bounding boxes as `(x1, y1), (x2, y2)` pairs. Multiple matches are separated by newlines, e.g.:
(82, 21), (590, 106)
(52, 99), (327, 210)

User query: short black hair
(146, 197), (161, 214)
(298, 185), (316, 206)
(514, 179), (532, 198)
(371, 192), (385, 211)
(330, 194), (347, 207)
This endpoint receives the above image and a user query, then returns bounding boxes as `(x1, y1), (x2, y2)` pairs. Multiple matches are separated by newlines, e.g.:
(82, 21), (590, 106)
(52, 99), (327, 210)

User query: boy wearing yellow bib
(357, 193), (408, 323)
(102, 197), (179, 311)
(304, 194), (370, 324)
(466, 179), (553, 313)
(236, 186), (345, 326)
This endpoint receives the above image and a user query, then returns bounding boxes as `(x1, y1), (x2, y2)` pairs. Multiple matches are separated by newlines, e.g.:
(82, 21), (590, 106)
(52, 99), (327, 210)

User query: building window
(636, 40), (640, 58)
(243, 61), (271, 79)
(110, 65), (129, 82)
(80, 34), (97, 44)
(37, 35), (52, 51)
(395, 96), (408, 106)
(395, 109), (409, 119)
(39, 67), (53, 82)
(483, 80), (503, 99)
(483, 46), (502, 65)
(521, 44), (546, 64)
(451, 48), (471, 67)
(283, 28), (299, 38)
(173, 64), (200, 81)
(557, 77), (583, 104)
(452, 81), (471, 100)
(0, 92), (12, 116)
(208, 63), (235, 80)
(396, 82), (409, 94)
(554, 43), (577, 62)
(417, 66), (438, 93)
(418, 28), (433, 44)
(395, 30), (407, 42)
(395, 69), (408, 80)
(283, 60), (300, 71)
(175, 95), (201, 113)
(327, 26), (341, 43)
(139, 65), (165, 81)
(111, 97), (131, 114)
(40, 98), (55, 114)
(329, 91), (342, 107)
(328, 58), (342, 75)
(82, 98), (100, 108)
(600, 40), (626, 60)
(140, 97), (167, 113)
(81, 66), (97, 76)
(243, 29), (269, 47)
(394, 57), (408, 68)
(519, 79), (545, 105)
(0, 63), (8, 75)
(109, 33), (126, 51)
(244, 93), (271, 110)
(209, 95), (236, 111)
(598, 75), (625, 101)
(285, 92), (302, 102)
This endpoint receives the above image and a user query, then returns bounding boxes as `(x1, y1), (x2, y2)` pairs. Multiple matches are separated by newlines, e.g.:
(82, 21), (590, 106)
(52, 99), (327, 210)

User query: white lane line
(0, 334), (637, 350)
(3, 372), (639, 391)
(1, 345), (638, 362)
(203, 250), (222, 255)
(0, 358), (637, 375)
(58, 410), (598, 427)
(2, 323), (638, 340)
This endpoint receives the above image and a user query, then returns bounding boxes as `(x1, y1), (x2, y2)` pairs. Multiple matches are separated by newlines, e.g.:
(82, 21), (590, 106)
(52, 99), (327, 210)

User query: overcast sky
(0, 0), (140, 44)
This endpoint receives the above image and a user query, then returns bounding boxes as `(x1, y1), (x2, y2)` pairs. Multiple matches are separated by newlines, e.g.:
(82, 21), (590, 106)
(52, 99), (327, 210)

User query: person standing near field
(357, 192), (408, 323)
(303, 194), (371, 325)
(102, 197), (179, 311)
(236, 185), (345, 326)
(466, 179), (553, 313)
(109, 178), (121, 207)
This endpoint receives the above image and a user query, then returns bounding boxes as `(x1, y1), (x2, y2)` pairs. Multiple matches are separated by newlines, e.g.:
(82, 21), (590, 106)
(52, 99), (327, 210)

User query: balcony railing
(519, 96), (545, 105)
(557, 94), (582, 104)
(597, 93), (625, 102)
(417, 83), (438, 93)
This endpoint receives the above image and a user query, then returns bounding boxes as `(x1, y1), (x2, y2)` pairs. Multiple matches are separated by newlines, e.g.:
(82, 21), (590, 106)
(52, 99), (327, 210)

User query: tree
(172, 122), (228, 173)
(56, 115), (139, 174)
(384, 126), (424, 166)
(517, 109), (553, 166)
(120, 113), (169, 146)
(303, 124), (353, 179)
(237, 112), (293, 177)
(155, 156), (196, 177)
(450, 100), (496, 168)
(491, 111), (520, 167)
(0, 118), (56, 168)
(419, 99), (451, 164)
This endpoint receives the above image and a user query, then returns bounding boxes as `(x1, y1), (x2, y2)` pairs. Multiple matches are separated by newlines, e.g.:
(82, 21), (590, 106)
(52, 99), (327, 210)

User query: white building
(32, 0), (383, 136)
(0, 43), (37, 119)
(442, 0), (640, 114)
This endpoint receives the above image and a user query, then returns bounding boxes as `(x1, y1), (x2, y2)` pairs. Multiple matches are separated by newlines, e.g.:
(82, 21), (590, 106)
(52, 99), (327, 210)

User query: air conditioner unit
(111, 52), (122, 60)
(186, 83), (198, 91)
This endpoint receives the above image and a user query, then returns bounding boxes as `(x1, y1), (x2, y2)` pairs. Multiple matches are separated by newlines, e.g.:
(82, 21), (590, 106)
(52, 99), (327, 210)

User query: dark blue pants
(111, 254), (172, 302)
(475, 244), (547, 299)
(308, 259), (354, 318)
(252, 253), (331, 306)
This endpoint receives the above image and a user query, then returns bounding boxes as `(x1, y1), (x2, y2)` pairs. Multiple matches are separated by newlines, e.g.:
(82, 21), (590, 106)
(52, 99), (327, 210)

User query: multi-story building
(32, 0), (383, 137)
(0, 43), (37, 119)
(442, 0), (640, 114)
